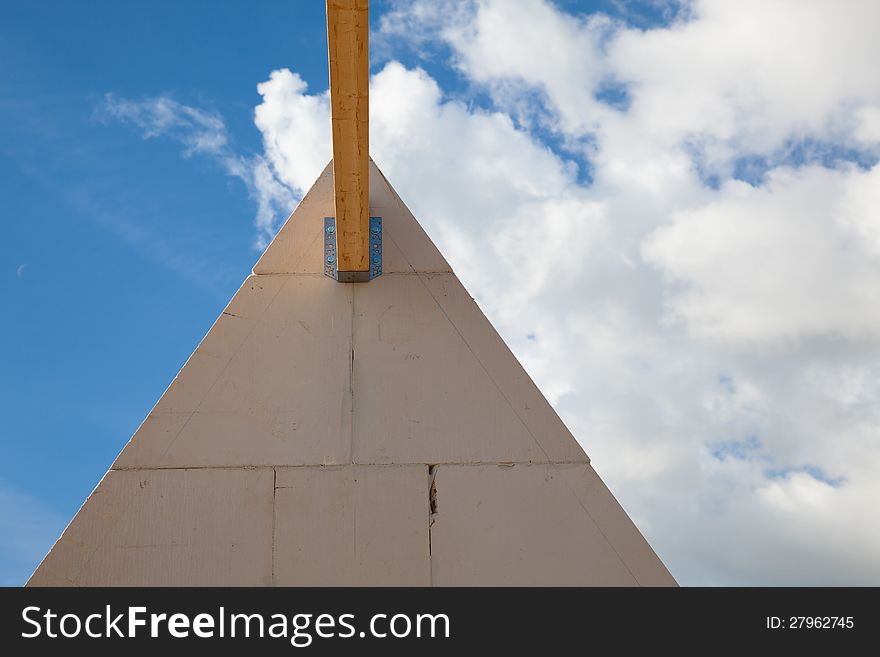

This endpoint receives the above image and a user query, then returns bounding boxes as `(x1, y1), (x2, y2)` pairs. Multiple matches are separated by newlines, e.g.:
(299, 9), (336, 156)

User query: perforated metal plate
(369, 216), (382, 279)
(324, 216), (382, 281)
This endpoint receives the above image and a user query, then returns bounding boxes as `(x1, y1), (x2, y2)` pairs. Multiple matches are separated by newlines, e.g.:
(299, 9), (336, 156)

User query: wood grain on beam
(327, 0), (369, 277)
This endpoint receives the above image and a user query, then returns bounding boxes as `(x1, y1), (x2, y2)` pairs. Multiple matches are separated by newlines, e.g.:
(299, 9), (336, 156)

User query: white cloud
(254, 69), (331, 196)
(100, 94), (230, 157)
(643, 164), (880, 342)
(854, 105), (880, 144)
(607, 0), (880, 152)
(383, 0), (880, 175)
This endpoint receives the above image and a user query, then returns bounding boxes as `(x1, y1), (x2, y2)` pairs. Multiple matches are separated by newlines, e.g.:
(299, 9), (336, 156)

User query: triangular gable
(28, 161), (674, 586)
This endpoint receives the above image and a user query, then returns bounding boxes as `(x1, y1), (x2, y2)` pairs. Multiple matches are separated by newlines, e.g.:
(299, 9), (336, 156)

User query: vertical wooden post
(327, 0), (370, 281)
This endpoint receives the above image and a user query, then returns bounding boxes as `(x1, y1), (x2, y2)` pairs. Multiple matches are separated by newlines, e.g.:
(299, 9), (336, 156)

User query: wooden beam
(327, 0), (370, 280)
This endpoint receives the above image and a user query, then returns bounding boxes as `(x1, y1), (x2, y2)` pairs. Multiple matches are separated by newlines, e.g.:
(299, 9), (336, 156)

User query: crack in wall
(429, 465), (439, 518)
(428, 464), (438, 566)
(428, 464), (438, 586)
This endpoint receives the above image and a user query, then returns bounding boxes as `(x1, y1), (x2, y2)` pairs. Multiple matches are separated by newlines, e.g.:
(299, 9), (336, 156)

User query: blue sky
(4, 0), (880, 586)
(1, 0), (328, 584)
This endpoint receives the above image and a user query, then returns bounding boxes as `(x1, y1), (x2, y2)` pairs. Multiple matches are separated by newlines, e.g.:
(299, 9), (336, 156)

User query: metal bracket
(323, 217), (338, 279)
(324, 216), (382, 282)
(368, 216), (383, 279)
